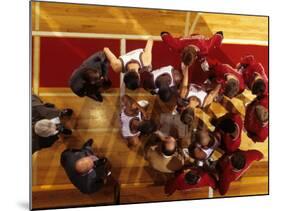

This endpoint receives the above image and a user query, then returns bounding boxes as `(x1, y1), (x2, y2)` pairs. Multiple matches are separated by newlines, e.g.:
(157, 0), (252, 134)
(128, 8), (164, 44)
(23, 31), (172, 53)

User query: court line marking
(74, 128), (120, 132)
(39, 92), (152, 97)
(31, 31), (268, 46)
(208, 187), (214, 198)
(184, 12), (191, 36)
(189, 13), (201, 35)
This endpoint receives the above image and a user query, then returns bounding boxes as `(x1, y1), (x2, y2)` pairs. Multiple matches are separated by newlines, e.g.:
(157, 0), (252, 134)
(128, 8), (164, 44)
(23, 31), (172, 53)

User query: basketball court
(31, 2), (268, 209)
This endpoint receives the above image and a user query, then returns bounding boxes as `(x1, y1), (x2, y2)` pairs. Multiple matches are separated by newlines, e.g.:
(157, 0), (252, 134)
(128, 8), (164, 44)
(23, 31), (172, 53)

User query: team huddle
(32, 31), (268, 196)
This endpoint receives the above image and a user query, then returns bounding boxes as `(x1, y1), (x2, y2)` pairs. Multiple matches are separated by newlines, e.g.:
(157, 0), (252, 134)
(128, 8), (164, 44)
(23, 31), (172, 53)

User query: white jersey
(185, 84), (208, 107)
(120, 108), (142, 138)
(151, 66), (175, 92)
(119, 49), (144, 73)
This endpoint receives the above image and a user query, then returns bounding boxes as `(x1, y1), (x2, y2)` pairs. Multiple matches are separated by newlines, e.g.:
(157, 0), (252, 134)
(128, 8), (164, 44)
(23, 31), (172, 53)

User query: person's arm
(154, 130), (167, 142)
(142, 38), (154, 67)
(160, 32), (182, 52)
(103, 47), (122, 73)
(180, 64), (189, 99)
(203, 83), (222, 107)
(121, 95), (148, 119)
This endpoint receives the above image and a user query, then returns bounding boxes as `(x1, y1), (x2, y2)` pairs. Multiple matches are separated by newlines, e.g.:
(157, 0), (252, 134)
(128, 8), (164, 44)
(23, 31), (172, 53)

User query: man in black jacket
(32, 94), (73, 154)
(69, 51), (112, 102)
(60, 139), (111, 194)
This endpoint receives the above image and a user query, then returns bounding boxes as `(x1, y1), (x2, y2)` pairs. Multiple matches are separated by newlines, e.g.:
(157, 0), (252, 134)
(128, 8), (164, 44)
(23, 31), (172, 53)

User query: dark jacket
(60, 146), (107, 194)
(69, 51), (111, 99)
(32, 94), (60, 154)
(32, 94), (60, 124)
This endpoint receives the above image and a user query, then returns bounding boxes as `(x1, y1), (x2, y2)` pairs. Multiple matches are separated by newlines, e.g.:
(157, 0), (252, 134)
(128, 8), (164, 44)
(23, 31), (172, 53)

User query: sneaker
(216, 31), (224, 37)
(83, 139), (94, 148)
(60, 108), (73, 117)
(60, 126), (72, 135)
(92, 92), (103, 102)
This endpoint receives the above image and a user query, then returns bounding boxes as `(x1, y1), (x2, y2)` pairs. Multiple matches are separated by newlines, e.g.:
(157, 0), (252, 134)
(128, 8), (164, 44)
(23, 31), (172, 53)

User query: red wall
(37, 37), (268, 88)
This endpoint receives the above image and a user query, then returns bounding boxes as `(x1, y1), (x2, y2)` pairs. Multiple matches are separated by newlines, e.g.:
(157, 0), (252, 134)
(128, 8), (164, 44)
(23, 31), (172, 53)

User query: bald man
(60, 139), (111, 194)
(144, 131), (191, 173)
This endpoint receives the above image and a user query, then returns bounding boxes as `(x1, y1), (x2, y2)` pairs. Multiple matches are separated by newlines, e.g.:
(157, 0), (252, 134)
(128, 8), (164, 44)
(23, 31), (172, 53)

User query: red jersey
(213, 63), (245, 97)
(161, 33), (223, 61)
(165, 168), (217, 195)
(217, 149), (263, 195)
(244, 94), (269, 142)
(215, 113), (243, 153)
(240, 55), (268, 95)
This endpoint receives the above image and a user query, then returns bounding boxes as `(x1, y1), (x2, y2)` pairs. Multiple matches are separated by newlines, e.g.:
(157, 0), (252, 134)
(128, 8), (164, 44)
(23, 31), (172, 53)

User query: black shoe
(216, 31), (224, 37)
(210, 118), (218, 127)
(60, 108), (73, 117)
(60, 126), (72, 135)
(92, 92), (103, 102)
(44, 103), (55, 108)
(83, 138), (94, 148)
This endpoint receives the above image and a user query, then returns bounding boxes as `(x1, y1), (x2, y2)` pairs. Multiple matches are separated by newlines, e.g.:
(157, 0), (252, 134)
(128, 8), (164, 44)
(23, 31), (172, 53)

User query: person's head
(138, 120), (157, 135)
(83, 68), (101, 84)
(34, 119), (57, 137)
(184, 171), (200, 185)
(126, 60), (141, 73)
(124, 71), (140, 90)
(224, 78), (239, 98)
(252, 78), (266, 95)
(75, 157), (94, 175)
(180, 107), (195, 126)
(181, 45), (197, 66)
(161, 136), (177, 156)
(158, 86), (173, 102)
(231, 151), (246, 171)
(217, 118), (237, 136)
(255, 105), (269, 124)
(173, 69), (183, 85)
(195, 130), (211, 147)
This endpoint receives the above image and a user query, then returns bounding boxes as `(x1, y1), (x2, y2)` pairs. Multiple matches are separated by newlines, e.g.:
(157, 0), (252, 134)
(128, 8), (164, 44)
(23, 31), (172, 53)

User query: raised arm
(160, 32), (182, 52)
(203, 83), (221, 107)
(142, 38), (154, 67)
(103, 47), (122, 73)
(180, 64), (189, 99)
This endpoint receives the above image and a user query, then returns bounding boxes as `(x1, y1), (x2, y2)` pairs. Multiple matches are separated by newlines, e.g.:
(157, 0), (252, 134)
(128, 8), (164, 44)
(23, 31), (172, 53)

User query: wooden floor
(31, 1), (268, 41)
(32, 88), (268, 209)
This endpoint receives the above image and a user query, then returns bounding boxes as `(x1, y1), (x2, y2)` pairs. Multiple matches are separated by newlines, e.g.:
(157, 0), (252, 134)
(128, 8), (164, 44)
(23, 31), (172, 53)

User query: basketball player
(144, 130), (187, 173)
(211, 113), (243, 153)
(188, 129), (220, 167)
(140, 65), (183, 102)
(164, 167), (217, 195)
(237, 55), (268, 96)
(176, 65), (221, 126)
(210, 62), (245, 99)
(244, 94), (268, 142)
(104, 39), (153, 90)
(217, 149), (263, 195)
(161, 31), (223, 72)
(120, 94), (157, 149)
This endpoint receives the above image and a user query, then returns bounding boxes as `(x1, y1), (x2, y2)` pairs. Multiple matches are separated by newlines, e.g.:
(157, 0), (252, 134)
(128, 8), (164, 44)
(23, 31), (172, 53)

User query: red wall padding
(38, 37), (268, 88)
(40, 37), (120, 87)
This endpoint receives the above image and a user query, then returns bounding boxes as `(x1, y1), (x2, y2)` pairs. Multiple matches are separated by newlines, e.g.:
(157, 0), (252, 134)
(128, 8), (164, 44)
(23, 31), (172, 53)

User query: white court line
(31, 31), (268, 46)
(184, 12), (191, 36)
(189, 13), (201, 35)
(39, 92), (151, 97)
(74, 128), (120, 133)
(120, 38), (126, 99)
(208, 187), (214, 198)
